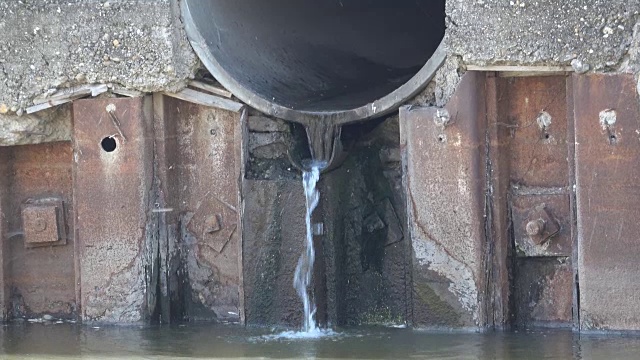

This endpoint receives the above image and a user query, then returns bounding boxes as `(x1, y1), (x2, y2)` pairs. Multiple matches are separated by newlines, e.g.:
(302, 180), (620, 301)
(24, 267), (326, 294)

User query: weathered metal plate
(158, 96), (242, 322)
(400, 72), (487, 327)
(496, 76), (569, 188)
(22, 199), (67, 247)
(513, 258), (573, 327)
(0, 149), (9, 319)
(574, 74), (640, 331)
(484, 73), (512, 328)
(73, 97), (153, 323)
(242, 179), (306, 327)
(1, 142), (76, 318)
(512, 194), (571, 257)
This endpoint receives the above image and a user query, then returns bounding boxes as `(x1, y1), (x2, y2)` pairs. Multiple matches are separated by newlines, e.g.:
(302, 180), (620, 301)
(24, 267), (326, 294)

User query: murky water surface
(1, 323), (640, 359)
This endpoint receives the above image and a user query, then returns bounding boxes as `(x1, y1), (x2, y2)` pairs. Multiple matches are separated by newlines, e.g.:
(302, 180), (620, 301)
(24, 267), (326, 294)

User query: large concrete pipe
(181, 0), (446, 125)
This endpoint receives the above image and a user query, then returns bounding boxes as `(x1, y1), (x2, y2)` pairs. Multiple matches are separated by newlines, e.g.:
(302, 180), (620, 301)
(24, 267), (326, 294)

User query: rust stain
(0, 142), (76, 318)
(73, 96), (154, 323)
(574, 74), (640, 331)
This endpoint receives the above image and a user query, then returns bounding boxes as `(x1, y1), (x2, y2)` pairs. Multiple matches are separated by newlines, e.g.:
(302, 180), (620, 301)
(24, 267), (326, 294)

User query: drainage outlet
(182, 0), (446, 125)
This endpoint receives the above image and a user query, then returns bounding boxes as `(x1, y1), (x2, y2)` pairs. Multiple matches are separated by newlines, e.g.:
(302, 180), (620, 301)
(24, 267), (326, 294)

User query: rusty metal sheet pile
(73, 97), (154, 323)
(0, 143), (76, 319)
(400, 72), (488, 328)
(0, 72), (639, 333)
(573, 74), (640, 331)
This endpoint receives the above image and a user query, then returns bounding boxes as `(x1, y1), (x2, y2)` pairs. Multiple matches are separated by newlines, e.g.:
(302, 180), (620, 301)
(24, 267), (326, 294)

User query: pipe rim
(181, 0), (446, 126)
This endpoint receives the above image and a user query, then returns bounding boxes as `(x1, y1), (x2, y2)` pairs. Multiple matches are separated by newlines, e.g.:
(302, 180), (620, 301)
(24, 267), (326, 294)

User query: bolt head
(526, 219), (545, 236)
(33, 218), (47, 233)
(433, 109), (451, 127)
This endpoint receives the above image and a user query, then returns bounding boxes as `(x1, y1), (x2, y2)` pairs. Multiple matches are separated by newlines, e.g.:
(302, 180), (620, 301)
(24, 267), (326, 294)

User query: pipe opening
(183, 0), (446, 123)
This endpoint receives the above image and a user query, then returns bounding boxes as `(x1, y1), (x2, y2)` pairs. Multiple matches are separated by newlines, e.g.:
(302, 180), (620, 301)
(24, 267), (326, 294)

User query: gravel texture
(1, 0), (639, 145)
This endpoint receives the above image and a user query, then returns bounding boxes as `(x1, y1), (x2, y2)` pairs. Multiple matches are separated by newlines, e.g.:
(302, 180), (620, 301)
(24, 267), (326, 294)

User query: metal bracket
(21, 198), (67, 248)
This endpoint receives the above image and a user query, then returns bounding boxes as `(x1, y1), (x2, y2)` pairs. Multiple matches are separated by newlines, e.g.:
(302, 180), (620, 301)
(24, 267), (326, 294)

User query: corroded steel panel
(400, 72), (487, 328)
(73, 97), (153, 323)
(574, 74), (640, 331)
(0, 149), (9, 319)
(484, 73), (512, 328)
(2, 143), (76, 318)
(511, 194), (571, 257)
(242, 179), (306, 327)
(497, 76), (570, 188)
(22, 199), (67, 247)
(158, 96), (242, 322)
(491, 75), (574, 328)
(513, 258), (573, 327)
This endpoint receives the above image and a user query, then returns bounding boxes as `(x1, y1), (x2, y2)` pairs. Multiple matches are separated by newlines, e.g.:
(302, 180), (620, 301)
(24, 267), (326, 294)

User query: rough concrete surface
(0, 0), (639, 146)
(0, 0), (197, 113)
(0, 105), (71, 146)
(447, 0), (640, 70)
(409, 55), (464, 108)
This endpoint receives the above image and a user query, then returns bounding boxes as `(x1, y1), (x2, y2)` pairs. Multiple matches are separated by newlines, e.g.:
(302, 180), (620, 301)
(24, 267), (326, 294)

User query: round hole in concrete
(101, 137), (117, 152)
(182, 0), (446, 124)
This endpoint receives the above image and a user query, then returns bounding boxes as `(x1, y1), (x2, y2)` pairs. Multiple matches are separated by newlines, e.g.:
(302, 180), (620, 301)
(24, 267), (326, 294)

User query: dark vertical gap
(313, 198), (328, 328)
(151, 95), (189, 324)
(506, 200), (518, 329)
(147, 109), (163, 325)
(566, 75), (580, 331)
(4, 148), (17, 321)
(174, 229), (190, 323)
(402, 153), (414, 328)
(0, 148), (14, 320)
(157, 211), (171, 324)
(483, 118), (495, 328)
(150, 242), (162, 324)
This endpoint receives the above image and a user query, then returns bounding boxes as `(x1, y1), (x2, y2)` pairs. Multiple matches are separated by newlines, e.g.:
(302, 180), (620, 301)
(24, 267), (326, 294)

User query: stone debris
(247, 116), (290, 133)
(0, 105), (71, 146)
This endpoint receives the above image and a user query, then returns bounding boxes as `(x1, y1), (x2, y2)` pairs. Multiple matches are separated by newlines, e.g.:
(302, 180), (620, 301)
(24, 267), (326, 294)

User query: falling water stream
(262, 161), (332, 340)
(293, 163), (324, 334)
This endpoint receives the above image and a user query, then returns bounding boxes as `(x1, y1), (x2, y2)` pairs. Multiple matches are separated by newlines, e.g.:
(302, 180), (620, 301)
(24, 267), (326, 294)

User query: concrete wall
(0, 0), (197, 113)
(1, 0), (639, 132)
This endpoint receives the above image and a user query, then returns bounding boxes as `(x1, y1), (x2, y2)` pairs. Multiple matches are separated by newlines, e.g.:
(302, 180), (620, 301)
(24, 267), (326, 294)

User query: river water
(1, 323), (640, 359)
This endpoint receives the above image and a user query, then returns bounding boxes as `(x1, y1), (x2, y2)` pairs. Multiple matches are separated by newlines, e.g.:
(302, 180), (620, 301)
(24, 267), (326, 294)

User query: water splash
(257, 327), (339, 342)
(293, 163), (322, 333)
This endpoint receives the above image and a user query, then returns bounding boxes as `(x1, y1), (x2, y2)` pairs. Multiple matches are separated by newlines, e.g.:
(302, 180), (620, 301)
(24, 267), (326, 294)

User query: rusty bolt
(33, 218), (48, 233)
(526, 219), (545, 236)
(433, 108), (451, 127)
(599, 109), (617, 128)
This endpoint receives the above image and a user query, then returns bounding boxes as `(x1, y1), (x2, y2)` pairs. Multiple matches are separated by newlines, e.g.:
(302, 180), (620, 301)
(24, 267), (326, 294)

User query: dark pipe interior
(186, 0), (445, 112)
